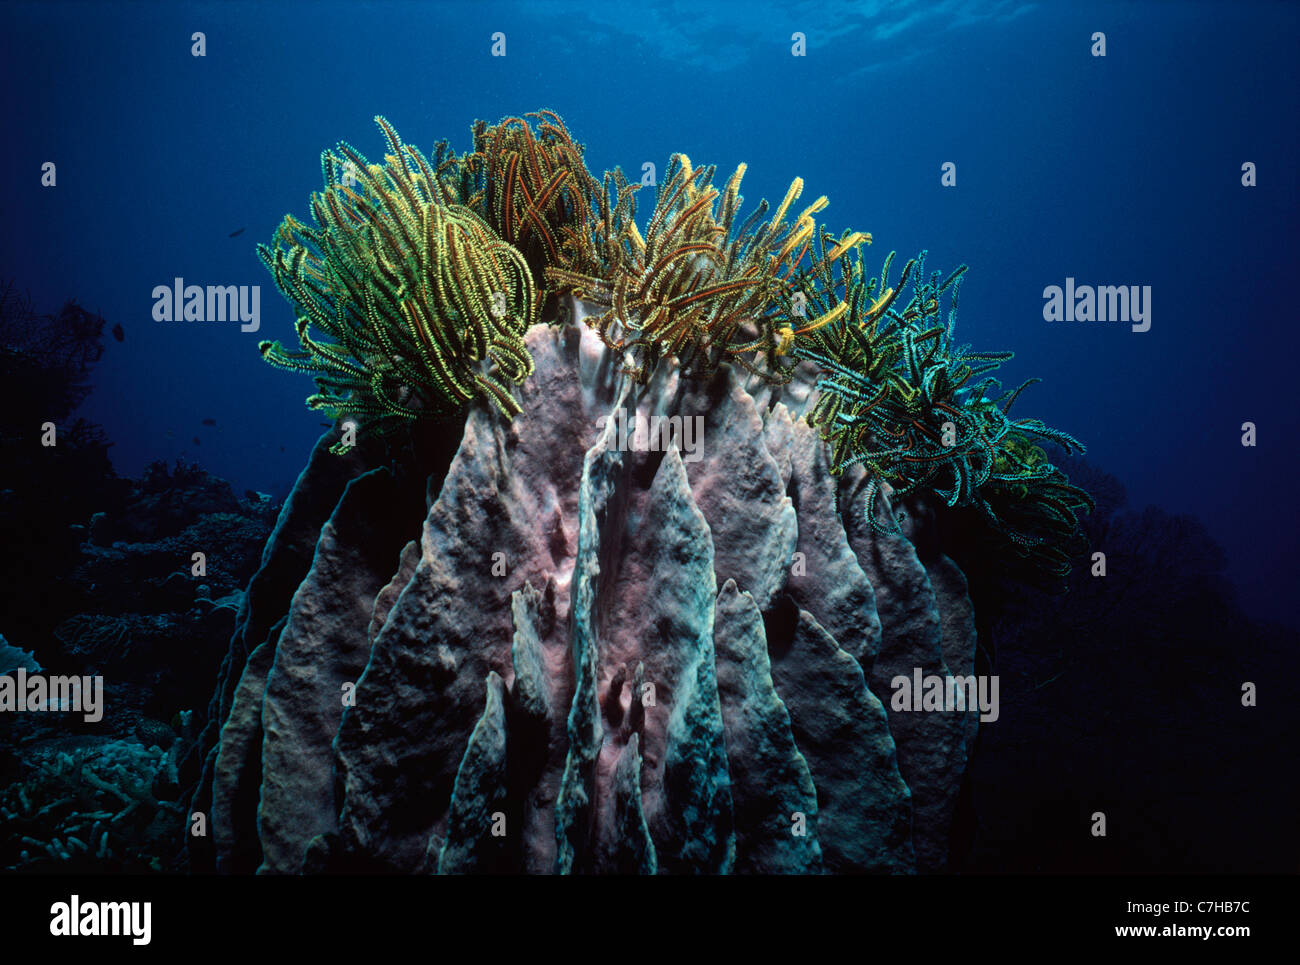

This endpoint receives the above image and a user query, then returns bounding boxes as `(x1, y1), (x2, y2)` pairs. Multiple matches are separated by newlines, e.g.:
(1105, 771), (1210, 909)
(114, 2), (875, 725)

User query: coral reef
(42, 460), (277, 732)
(210, 109), (1094, 874)
(0, 731), (192, 873)
(1, 283), (276, 875)
(194, 316), (981, 874)
(0, 281), (128, 652)
(0, 635), (42, 675)
(258, 111), (1090, 579)
(0, 458), (271, 874)
(0, 280), (107, 418)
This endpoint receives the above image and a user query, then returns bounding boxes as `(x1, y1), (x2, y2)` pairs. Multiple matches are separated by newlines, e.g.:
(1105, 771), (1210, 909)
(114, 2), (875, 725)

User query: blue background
(3, 0), (1297, 627)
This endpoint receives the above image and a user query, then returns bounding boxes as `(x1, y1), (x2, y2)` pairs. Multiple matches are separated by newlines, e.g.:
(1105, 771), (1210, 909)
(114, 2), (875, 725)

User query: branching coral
(0, 741), (185, 872)
(258, 117), (538, 452)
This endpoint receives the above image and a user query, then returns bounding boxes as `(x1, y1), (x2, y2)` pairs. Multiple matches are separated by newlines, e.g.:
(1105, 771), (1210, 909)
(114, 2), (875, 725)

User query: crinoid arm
(786, 246), (1093, 580)
(257, 110), (1093, 584)
(258, 117), (539, 452)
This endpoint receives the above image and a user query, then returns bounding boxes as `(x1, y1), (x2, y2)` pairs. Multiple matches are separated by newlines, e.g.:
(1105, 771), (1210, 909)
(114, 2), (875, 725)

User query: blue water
(3, 0), (1297, 626)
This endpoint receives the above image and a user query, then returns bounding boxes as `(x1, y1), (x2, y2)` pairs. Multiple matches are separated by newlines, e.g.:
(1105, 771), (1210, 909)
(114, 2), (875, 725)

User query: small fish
(201, 417), (217, 427)
(228, 227), (246, 238)
(279, 446), (286, 452)
(319, 422), (332, 427)
(192, 436), (201, 446)
(111, 323), (125, 342)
